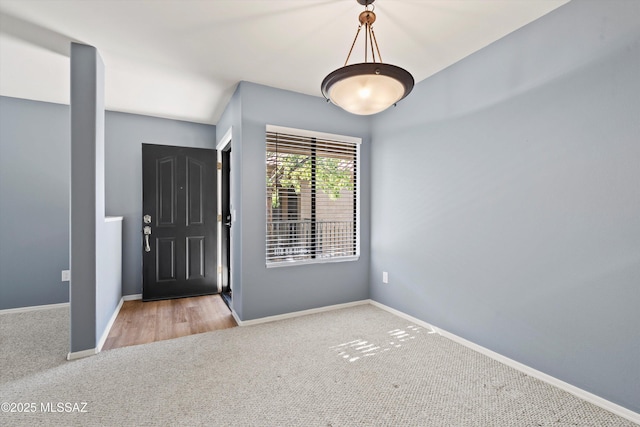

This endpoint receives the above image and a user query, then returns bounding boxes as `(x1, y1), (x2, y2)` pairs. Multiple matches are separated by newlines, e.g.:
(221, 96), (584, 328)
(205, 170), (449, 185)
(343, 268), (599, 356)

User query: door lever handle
(143, 226), (152, 252)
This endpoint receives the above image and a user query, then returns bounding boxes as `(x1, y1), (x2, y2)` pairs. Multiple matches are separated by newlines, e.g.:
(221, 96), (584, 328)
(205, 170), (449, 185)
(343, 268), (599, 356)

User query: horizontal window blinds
(266, 126), (359, 265)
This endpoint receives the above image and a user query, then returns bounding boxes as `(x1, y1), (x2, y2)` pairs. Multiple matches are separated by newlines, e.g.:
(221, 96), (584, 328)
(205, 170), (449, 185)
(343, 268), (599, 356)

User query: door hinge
(217, 265), (222, 274)
(217, 162), (222, 170)
(217, 214), (222, 222)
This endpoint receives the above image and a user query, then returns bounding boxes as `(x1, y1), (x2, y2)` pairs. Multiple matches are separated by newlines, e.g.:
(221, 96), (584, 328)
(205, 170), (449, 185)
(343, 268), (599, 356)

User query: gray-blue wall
(216, 82), (371, 321)
(370, 0), (640, 413)
(0, 97), (216, 310)
(0, 97), (70, 310)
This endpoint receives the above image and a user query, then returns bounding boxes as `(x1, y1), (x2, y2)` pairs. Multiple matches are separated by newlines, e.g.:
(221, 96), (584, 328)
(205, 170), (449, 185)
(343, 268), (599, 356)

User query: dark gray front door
(142, 144), (217, 301)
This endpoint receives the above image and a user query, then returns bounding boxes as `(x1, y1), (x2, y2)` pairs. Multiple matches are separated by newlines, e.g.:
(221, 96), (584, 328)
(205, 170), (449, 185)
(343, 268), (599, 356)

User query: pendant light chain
(368, 23), (375, 63)
(364, 20), (369, 62)
(345, 25), (362, 66)
(370, 26), (382, 63)
(344, 3), (383, 66)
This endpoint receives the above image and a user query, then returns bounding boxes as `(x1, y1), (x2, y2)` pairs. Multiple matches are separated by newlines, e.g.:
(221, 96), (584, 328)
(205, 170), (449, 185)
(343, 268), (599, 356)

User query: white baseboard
(369, 300), (640, 425)
(123, 293), (142, 301)
(0, 302), (69, 315)
(230, 309), (242, 325)
(67, 348), (97, 360)
(235, 300), (370, 327)
(96, 297), (124, 353)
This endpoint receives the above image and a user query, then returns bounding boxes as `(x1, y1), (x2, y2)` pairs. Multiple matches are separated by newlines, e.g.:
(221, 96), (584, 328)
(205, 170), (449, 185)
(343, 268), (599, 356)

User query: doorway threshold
(221, 291), (232, 310)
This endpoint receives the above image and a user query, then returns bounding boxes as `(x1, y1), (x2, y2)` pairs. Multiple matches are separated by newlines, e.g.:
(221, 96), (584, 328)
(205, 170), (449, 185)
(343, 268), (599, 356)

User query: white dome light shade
(322, 63), (414, 115)
(328, 74), (403, 115)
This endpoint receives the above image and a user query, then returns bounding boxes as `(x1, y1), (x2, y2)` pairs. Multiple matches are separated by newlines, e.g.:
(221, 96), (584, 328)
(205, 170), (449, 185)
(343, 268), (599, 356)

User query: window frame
(265, 124), (361, 268)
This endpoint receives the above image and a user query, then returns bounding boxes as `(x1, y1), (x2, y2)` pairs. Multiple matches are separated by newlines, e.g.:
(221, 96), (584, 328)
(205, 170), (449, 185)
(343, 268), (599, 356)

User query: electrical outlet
(61, 270), (70, 282)
(382, 271), (389, 284)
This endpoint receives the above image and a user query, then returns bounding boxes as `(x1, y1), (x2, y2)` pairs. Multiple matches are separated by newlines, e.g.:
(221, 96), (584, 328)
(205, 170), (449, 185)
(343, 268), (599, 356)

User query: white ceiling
(0, 0), (569, 125)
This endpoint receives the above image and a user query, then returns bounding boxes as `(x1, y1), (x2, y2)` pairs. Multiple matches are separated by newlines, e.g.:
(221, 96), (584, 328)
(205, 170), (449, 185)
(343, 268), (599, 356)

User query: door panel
(156, 237), (176, 282)
(142, 144), (217, 301)
(158, 157), (176, 225)
(187, 157), (204, 225)
(186, 236), (205, 279)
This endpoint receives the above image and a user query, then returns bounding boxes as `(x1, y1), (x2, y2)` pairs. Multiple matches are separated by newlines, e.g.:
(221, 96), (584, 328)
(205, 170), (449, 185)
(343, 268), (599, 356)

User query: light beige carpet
(0, 304), (636, 426)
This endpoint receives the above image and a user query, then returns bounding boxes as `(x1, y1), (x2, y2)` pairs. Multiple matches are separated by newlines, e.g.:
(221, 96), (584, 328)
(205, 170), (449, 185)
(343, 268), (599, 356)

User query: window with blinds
(266, 125), (360, 266)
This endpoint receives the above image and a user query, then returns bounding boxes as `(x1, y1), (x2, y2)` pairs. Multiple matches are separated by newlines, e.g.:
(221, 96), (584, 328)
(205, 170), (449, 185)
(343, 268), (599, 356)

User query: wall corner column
(69, 42), (105, 355)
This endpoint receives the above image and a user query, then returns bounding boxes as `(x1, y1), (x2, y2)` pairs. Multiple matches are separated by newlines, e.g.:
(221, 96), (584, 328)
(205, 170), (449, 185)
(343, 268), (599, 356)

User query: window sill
(266, 255), (360, 269)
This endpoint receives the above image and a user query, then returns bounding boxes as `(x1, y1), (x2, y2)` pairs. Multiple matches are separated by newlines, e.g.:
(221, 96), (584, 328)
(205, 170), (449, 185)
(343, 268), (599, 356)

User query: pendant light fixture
(321, 0), (414, 115)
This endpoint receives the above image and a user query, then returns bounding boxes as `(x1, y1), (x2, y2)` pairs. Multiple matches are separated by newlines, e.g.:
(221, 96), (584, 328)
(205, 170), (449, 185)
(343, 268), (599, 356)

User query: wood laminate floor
(102, 294), (237, 351)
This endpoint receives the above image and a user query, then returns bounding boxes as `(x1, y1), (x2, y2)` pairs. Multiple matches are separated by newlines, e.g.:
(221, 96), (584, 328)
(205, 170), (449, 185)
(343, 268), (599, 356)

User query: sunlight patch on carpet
(330, 324), (425, 362)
